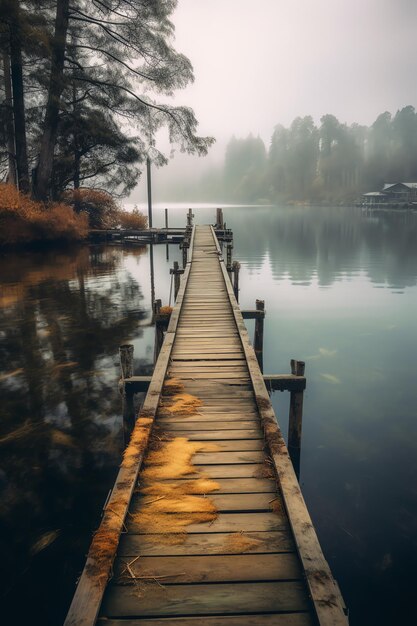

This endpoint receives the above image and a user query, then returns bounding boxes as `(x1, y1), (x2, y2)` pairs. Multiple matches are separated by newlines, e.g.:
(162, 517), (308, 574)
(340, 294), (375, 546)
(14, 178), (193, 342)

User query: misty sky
(173, 0), (417, 141)
(133, 0), (417, 201)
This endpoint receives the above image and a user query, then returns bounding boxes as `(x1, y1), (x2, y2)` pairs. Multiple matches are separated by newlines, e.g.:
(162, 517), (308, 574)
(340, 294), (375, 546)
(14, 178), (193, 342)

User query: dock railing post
(288, 359), (305, 478)
(119, 344), (135, 446)
(254, 299), (265, 372)
(215, 207), (224, 229)
(187, 208), (194, 227)
(153, 299), (164, 362)
(173, 260), (181, 300)
(232, 260), (240, 302)
(182, 241), (188, 268)
(226, 242), (233, 274)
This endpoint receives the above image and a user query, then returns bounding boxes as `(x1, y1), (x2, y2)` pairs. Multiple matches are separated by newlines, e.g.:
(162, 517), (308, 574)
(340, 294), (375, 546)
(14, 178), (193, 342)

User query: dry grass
(132, 437), (219, 545)
(0, 183), (88, 245)
(270, 497), (283, 514)
(122, 417), (153, 469)
(223, 532), (263, 553)
(140, 478), (220, 497)
(255, 458), (276, 479)
(160, 393), (202, 417)
(162, 378), (185, 396)
(0, 421), (39, 445)
(133, 507), (217, 537)
(141, 437), (208, 480)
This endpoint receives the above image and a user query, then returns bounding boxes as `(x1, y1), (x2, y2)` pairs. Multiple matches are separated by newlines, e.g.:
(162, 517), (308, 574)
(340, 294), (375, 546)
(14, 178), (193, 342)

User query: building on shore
(361, 182), (417, 208)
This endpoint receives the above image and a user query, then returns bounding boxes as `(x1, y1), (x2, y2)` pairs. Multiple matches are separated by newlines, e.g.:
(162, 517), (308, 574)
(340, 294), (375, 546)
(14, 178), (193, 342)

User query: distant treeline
(190, 106), (417, 204)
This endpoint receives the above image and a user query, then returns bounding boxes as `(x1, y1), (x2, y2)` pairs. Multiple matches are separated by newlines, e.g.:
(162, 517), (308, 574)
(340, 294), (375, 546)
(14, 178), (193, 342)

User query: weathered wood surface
(67, 225), (347, 626)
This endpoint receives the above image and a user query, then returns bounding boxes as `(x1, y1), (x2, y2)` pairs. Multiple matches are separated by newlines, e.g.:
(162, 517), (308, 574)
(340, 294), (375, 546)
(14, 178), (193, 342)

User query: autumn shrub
(0, 183), (88, 246)
(63, 188), (121, 228)
(118, 207), (147, 230)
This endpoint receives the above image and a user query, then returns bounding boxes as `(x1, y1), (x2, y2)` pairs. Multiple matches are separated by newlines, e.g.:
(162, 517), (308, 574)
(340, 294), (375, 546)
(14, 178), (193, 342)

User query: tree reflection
(0, 244), (147, 625)
(231, 206), (417, 289)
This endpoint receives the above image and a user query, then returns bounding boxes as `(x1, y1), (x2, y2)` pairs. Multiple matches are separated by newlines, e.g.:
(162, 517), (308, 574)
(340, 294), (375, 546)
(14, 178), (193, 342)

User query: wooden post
(146, 156), (152, 228)
(119, 344), (135, 446)
(187, 208), (194, 227)
(165, 208), (169, 260)
(153, 299), (164, 363)
(226, 242), (233, 272)
(254, 299), (265, 372)
(182, 241), (188, 268)
(216, 207), (224, 229)
(232, 260), (240, 302)
(173, 260), (180, 299)
(288, 359), (305, 479)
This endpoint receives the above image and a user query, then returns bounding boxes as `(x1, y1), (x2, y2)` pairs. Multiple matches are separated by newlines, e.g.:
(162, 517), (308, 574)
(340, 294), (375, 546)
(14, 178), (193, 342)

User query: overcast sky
(133, 0), (417, 200)
(173, 0), (416, 140)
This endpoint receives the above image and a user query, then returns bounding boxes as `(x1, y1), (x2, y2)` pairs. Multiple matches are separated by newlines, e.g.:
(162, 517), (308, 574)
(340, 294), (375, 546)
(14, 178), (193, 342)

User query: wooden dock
(65, 225), (348, 626)
(88, 226), (233, 245)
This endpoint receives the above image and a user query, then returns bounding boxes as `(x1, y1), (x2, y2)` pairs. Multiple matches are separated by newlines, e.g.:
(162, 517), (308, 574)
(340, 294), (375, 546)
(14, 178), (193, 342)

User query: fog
(131, 0), (417, 203)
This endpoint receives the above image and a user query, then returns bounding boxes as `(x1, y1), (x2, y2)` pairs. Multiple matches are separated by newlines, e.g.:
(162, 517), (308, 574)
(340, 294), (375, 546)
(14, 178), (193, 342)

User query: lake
(0, 204), (416, 625)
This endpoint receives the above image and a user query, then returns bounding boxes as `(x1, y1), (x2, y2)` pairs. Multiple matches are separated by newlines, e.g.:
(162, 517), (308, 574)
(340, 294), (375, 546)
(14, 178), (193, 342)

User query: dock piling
(254, 299), (265, 372)
(216, 207), (224, 229)
(232, 260), (240, 302)
(119, 344), (135, 445)
(153, 299), (164, 362)
(226, 242), (233, 274)
(288, 359), (306, 478)
(171, 260), (182, 300)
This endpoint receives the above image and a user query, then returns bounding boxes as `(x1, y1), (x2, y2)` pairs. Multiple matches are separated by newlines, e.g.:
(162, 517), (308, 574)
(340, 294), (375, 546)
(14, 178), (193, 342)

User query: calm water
(1, 205), (416, 625)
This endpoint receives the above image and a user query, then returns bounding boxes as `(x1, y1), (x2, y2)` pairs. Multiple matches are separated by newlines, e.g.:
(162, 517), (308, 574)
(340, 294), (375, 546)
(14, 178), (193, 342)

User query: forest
(193, 106), (417, 204)
(0, 0), (212, 244)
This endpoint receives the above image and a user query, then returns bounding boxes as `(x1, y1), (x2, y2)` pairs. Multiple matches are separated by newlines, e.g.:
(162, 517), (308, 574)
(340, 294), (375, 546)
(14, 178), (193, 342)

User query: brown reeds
(162, 378), (185, 396)
(223, 532), (263, 553)
(141, 437), (210, 480)
(132, 436), (219, 544)
(160, 392), (202, 417)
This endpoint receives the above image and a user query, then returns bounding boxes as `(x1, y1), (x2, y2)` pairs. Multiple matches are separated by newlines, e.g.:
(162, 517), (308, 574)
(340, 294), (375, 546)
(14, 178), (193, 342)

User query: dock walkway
(65, 226), (348, 626)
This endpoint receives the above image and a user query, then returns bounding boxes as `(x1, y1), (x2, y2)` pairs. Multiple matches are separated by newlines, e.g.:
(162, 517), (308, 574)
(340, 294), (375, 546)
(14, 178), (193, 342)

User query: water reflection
(227, 206), (417, 289)
(223, 205), (417, 626)
(0, 245), (148, 625)
(1, 205), (417, 626)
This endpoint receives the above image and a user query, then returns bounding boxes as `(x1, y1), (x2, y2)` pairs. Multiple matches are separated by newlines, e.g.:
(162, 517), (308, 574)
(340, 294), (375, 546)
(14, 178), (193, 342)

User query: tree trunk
(8, 0), (29, 193)
(2, 51), (17, 185)
(33, 0), (70, 200)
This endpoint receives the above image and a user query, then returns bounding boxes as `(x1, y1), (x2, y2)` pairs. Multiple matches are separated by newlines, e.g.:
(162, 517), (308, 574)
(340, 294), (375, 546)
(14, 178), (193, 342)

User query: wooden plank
(169, 360), (247, 368)
(128, 512), (287, 534)
(97, 615), (314, 626)
(118, 530), (294, 557)
(101, 581), (310, 617)
(168, 429), (263, 441)
(133, 493), (277, 513)
(192, 451), (265, 464)
(113, 553), (302, 583)
(158, 414), (259, 423)
(138, 477), (276, 493)
(159, 421), (260, 432)
(189, 439), (264, 451)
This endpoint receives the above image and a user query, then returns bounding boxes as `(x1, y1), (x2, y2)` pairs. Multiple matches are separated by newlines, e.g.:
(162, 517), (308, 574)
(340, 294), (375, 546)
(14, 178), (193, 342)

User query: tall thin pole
(147, 156), (153, 228)
(149, 243), (155, 310)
